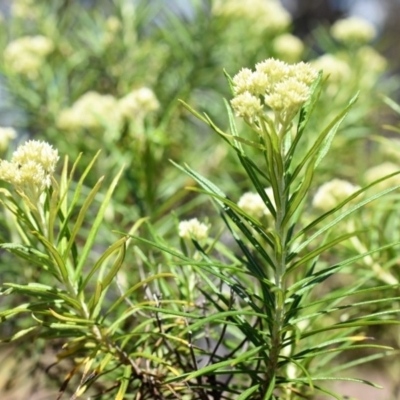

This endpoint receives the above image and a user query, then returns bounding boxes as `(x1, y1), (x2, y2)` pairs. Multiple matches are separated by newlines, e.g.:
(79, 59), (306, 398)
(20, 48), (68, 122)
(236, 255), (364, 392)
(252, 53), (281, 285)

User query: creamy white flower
(331, 17), (376, 46)
(364, 162), (400, 192)
(231, 92), (263, 120)
(212, 0), (291, 34)
(179, 218), (209, 241)
(238, 192), (266, 219)
(356, 46), (387, 73)
(311, 54), (351, 83)
(106, 16), (121, 33)
(255, 59), (290, 87)
(12, 0), (37, 19)
(12, 140), (59, 174)
(231, 59), (317, 125)
(0, 140), (59, 201)
(118, 87), (159, 120)
(313, 179), (360, 211)
(57, 91), (121, 131)
(4, 35), (54, 79)
(232, 68), (254, 95)
(289, 62), (319, 86)
(265, 77), (310, 114)
(238, 188), (275, 219)
(272, 34), (304, 63)
(0, 127), (17, 152)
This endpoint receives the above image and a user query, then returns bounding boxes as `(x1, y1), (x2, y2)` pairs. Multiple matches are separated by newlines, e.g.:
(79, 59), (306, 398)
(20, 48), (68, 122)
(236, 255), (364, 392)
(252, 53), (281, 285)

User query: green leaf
(80, 236), (129, 291)
(74, 165), (125, 280)
(289, 93), (358, 184)
(116, 365), (131, 400)
(2, 326), (38, 342)
(184, 345), (265, 381)
(0, 243), (61, 280)
(282, 158), (315, 226)
(31, 232), (69, 282)
(291, 185), (400, 253)
(264, 373), (276, 400)
(287, 231), (358, 273)
(62, 175), (104, 265)
(236, 384), (260, 400)
(100, 239), (126, 290)
(102, 272), (175, 321)
(48, 308), (93, 325)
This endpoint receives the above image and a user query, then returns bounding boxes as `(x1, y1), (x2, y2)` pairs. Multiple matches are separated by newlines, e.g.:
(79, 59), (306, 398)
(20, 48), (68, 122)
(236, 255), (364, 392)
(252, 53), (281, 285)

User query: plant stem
(265, 144), (289, 396)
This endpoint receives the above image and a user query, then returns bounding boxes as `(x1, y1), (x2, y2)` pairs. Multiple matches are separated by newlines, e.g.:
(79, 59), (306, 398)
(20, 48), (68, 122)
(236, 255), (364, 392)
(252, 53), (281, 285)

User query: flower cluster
(12, 0), (38, 19)
(364, 162), (400, 192)
(119, 87), (160, 121)
(0, 127), (17, 153)
(313, 179), (360, 212)
(4, 36), (54, 79)
(231, 59), (318, 125)
(311, 54), (351, 84)
(331, 17), (376, 46)
(237, 188), (274, 219)
(272, 34), (304, 63)
(57, 92), (121, 132)
(178, 218), (209, 241)
(57, 88), (159, 134)
(0, 140), (59, 202)
(212, 0), (291, 35)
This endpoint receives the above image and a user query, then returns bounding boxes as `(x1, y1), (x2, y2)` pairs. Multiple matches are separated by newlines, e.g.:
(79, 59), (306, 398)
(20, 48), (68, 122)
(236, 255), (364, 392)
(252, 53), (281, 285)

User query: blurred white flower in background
(0, 127), (17, 153)
(313, 179), (360, 212)
(4, 35), (54, 79)
(178, 218), (209, 241)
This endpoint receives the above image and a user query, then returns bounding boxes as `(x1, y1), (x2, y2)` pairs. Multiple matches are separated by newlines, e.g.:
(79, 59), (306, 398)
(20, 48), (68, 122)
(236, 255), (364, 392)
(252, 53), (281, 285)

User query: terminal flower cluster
(231, 59), (318, 127)
(0, 140), (59, 202)
(213, 0), (291, 35)
(237, 188), (275, 219)
(313, 179), (360, 212)
(57, 91), (121, 132)
(4, 35), (54, 79)
(331, 17), (376, 46)
(119, 87), (160, 121)
(0, 127), (17, 152)
(57, 87), (159, 133)
(272, 34), (304, 63)
(178, 218), (209, 241)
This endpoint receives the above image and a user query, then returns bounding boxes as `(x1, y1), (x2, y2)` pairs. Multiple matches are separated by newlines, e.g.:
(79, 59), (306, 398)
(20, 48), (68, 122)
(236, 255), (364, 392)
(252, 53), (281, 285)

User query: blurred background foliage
(1, 0), (400, 399)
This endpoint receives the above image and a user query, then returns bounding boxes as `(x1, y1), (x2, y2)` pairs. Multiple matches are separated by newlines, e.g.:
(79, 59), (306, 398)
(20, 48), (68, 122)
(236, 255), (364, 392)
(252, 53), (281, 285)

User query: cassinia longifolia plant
(1, 56), (400, 400)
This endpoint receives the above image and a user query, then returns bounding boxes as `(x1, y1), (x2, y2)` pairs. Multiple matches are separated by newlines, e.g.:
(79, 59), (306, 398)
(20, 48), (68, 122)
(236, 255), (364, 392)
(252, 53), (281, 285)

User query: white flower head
(311, 54), (351, 83)
(0, 127), (17, 152)
(179, 218), (209, 241)
(118, 87), (159, 120)
(238, 188), (275, 219)
(255, 59), (290, 88)
(230, 92), (263, 120)
(357, 46), (387, 73)
(238, 192), (266, 219)
(272, 34), (304, 63)
(212, 0), (291, 34)
(364, 162), (400, 192)
(331, 17), (376, 46)
(313, 179), (360, 212)
(265, 77), (310, 114)
(4, 35), (54, 79)
(232, 68), (254, 95)
(106, 16), (121, 33)
(231, 59), (317, 126)
(0, 140), (59, 201)
(57, 91), (121, 132)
